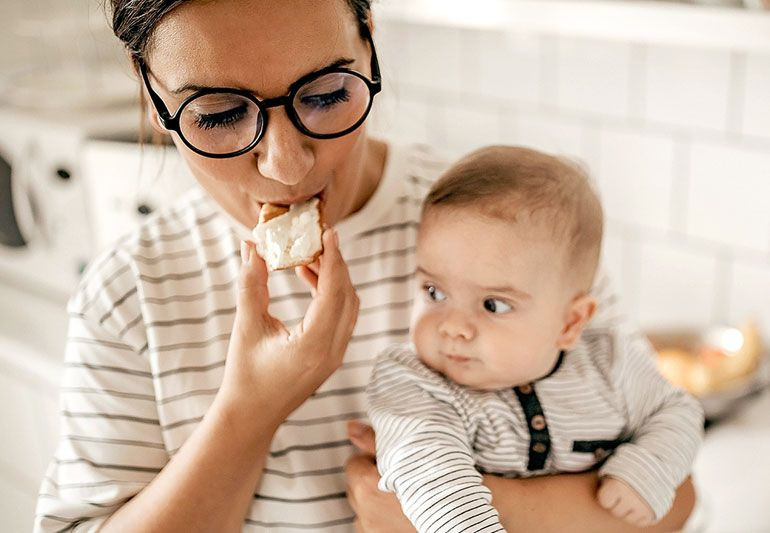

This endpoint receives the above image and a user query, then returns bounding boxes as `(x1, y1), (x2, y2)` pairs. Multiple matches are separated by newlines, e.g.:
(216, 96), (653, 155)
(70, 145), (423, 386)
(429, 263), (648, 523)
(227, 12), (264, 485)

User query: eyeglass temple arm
(139, 60), (174, 127)
(363, 26), (382, 89)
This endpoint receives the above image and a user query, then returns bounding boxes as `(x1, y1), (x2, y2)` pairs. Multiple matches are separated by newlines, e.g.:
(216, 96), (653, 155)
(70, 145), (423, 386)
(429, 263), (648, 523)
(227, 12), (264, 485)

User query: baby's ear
(556, 293), (598, 350)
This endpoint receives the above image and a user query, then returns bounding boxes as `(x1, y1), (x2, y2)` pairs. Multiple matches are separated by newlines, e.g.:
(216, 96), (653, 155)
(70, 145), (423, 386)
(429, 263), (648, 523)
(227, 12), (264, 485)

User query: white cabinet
(0, 284), (65, 532)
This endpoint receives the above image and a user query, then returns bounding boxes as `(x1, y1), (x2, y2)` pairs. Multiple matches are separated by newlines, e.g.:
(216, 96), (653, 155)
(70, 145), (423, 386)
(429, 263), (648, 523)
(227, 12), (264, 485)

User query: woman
(35, 0), (695, 531)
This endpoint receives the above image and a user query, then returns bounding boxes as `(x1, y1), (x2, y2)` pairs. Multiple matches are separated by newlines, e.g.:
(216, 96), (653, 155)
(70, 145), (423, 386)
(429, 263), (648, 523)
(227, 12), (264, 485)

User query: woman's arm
(484, 472), (695, 533)
(101, 393), (280, 532)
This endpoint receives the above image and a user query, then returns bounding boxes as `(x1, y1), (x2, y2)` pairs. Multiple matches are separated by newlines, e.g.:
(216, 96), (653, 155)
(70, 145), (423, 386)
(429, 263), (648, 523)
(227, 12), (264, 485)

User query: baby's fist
(598, 476), (656, 528)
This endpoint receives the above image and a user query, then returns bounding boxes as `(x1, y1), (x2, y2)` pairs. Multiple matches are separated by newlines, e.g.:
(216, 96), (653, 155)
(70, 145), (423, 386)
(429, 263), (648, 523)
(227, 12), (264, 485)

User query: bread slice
(252, 197), (324, 271)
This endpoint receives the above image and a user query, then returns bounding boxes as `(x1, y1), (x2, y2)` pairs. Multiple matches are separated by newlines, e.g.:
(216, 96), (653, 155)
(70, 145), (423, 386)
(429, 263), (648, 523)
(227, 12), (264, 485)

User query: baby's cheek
(410, 315), (429, 352)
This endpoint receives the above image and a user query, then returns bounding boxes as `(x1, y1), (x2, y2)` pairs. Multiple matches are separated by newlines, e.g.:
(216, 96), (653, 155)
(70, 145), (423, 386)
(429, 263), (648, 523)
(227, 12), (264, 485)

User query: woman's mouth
(268, 187), (327, 207)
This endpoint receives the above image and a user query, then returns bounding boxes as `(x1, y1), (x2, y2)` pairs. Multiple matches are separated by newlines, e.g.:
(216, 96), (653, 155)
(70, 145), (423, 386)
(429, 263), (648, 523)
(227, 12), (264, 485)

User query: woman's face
(145, 0), (376, 228)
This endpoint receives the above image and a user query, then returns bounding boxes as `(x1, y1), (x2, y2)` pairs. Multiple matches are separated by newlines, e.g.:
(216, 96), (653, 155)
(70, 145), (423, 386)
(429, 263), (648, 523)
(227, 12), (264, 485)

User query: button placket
(514, 383), (551, 471)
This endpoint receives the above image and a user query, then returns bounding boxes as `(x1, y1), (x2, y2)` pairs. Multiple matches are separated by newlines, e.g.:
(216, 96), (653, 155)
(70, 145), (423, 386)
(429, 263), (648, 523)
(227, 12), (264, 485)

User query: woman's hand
(219, 229), (360, 426)
(345, 421), (416, 533)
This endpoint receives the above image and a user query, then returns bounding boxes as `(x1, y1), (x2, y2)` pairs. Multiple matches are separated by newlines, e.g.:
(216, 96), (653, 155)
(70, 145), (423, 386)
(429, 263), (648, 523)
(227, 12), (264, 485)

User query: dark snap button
(594, 448), (608, 461)
(532, 442), (547, 454)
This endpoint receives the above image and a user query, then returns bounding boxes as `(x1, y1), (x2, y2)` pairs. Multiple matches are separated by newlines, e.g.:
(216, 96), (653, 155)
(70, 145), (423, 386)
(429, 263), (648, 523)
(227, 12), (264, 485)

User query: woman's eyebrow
(170, 57), (356, 95)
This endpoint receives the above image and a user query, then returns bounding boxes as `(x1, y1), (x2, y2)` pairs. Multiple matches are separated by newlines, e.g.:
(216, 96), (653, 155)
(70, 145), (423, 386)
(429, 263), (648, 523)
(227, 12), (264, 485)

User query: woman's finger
(306, 258), (320, 277)
(347, 421), (377, 456)
(295, 265), (318, 296)
(235, 240), (285, 338)
(238, 241), (270, 312)
(304, 229), (359, 335)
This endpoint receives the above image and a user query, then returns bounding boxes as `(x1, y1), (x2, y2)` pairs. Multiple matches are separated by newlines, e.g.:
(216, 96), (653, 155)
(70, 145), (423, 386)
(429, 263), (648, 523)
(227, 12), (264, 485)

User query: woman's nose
(255, 109), (314, 186)
(438, 311), (476, 341)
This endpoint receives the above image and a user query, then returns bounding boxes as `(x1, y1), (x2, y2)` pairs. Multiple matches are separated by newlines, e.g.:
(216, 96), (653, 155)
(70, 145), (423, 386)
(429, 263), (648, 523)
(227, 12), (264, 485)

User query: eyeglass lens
(178, 71), (372, 156)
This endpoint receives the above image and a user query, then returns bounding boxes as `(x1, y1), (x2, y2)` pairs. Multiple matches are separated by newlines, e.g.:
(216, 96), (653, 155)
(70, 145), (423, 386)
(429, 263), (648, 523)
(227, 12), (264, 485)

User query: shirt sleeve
(367, 346), (506, 533)
(598, 325), (704, 522)
(34, 261), (167, 532)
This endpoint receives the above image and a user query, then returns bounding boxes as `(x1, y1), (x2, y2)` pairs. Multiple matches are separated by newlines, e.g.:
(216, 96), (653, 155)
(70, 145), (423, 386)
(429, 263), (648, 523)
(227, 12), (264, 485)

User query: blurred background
(1, 0), (769, 531)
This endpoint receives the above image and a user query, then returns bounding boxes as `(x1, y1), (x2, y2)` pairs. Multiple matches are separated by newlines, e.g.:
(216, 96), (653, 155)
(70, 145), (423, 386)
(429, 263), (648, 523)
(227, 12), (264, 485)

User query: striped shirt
(367, 328), (704, 533)
(33, 142), (689, 532)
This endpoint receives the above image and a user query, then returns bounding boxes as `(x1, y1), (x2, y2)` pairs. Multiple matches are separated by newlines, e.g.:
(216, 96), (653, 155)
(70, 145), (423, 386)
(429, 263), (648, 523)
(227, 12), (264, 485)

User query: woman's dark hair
(109, 0), (373, 66)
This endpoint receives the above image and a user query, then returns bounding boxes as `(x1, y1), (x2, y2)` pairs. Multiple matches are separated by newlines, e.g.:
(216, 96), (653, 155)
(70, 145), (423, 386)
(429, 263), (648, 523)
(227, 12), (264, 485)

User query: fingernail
(240, 240), (248, 264)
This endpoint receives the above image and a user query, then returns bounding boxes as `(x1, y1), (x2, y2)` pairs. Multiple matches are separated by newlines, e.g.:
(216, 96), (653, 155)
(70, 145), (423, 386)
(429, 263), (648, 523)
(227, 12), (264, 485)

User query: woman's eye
(193, 104), (249, 130)
(483, 298), (512, 314)
(423, 284), (446, 302)
(300, 88), (351, 110)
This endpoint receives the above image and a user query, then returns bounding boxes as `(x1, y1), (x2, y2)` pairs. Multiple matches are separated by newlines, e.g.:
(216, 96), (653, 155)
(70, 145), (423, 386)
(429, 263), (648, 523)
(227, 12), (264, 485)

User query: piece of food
(252, 197), (323, 271)
(655, 321), (763, 395)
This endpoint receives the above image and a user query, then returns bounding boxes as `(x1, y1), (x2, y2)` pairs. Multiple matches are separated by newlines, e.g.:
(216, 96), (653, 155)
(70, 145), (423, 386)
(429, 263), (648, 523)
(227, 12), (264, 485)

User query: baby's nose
(438, 311), (476, 340)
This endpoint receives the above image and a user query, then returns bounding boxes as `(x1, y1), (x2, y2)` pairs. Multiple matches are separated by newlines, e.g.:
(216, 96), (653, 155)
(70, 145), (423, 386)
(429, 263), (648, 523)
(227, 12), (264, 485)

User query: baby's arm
(367, 346), (506, 533)
(598, 327), (704, 525)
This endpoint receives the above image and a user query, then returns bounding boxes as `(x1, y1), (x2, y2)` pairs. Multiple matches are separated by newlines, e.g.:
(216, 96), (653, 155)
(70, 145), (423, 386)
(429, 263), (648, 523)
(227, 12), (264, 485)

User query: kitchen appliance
(0, 105), (143, 299)
(80, 137), (196, 253)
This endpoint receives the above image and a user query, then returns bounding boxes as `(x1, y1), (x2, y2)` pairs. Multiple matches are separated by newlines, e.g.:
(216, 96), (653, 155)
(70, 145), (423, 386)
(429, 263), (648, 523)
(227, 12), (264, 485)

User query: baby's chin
(443, 365), (523, 391)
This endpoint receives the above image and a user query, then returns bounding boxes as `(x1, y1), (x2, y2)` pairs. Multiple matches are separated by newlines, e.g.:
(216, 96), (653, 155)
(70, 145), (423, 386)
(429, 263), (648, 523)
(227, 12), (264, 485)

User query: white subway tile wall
(687, 142), (770, 253)
(475, 31), (542, 106)
(730, 261), (770, 336)
(371, 21), (770, 336)
(502, 111), (586, 160)
(443, 105), (507, 156)
(742, 53), (770, 141)
(642, 46), (732, 132)
(595, 127), (677, 232)
(637, 239), (720, 329)
(554, 37), (633, 120)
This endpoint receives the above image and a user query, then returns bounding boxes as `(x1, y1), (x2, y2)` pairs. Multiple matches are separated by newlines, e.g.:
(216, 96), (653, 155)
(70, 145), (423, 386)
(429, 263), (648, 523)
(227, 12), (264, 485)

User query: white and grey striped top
(367, 328), (704, 533)
(34, 143), (450, 532)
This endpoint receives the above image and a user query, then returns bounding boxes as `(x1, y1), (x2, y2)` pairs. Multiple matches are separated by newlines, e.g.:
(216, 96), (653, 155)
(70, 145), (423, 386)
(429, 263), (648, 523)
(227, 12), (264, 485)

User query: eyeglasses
(139, 30), (382, 159)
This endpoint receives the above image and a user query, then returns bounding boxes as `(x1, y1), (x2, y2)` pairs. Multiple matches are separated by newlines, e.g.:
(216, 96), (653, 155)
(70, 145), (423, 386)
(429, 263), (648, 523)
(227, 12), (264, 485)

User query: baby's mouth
(444, 352), (473, 364)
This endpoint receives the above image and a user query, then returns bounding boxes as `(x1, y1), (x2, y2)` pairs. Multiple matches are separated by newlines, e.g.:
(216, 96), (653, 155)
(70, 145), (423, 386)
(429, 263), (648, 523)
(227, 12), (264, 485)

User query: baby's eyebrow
(415, 266), (435, 278)
(480, 284), (532, 301)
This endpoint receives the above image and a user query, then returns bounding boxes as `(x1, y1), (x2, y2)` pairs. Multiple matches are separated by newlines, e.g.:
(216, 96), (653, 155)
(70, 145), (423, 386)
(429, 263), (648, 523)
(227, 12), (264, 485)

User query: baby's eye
(483, 298), (512, 314)
(423, 284), (447, 302)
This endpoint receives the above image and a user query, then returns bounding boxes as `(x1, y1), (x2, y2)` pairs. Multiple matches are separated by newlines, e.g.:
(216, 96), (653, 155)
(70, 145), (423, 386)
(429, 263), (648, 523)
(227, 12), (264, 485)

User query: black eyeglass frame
(138, 28), (382, 159)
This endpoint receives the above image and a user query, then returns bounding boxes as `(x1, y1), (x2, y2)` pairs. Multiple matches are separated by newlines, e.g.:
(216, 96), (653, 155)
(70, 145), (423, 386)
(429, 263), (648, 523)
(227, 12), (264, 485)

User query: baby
(366, 146), (703, 533)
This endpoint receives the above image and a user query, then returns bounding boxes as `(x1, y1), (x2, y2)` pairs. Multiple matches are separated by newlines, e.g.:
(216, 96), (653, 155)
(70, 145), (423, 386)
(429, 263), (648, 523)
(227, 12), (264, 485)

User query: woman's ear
(556, 293), (598, 350)
(144, 99), (167, 135)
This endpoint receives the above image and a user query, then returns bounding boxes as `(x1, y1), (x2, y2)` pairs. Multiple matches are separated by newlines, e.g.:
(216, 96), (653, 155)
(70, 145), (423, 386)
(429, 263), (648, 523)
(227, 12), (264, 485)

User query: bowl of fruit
(647, 321), (768, 421)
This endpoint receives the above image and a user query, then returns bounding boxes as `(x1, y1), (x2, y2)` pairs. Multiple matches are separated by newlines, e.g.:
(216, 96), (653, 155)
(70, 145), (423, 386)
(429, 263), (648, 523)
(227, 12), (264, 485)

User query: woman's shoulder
(69, 188), (237, 348)
(396, 143), (452, 197)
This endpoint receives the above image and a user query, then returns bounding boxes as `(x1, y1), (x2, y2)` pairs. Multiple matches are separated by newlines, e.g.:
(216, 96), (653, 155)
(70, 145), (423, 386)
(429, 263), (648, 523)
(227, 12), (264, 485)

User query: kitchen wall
(369, 19), (770, 338)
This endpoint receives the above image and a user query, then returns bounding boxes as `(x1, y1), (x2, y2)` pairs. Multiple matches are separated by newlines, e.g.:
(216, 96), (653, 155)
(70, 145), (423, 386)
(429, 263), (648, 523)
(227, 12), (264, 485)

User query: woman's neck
(349, 137), (388, 217)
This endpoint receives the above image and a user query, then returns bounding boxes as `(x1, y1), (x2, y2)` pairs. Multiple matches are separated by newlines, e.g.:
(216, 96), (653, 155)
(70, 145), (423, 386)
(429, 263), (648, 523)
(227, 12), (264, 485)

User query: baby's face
(411, 208), (573, 390)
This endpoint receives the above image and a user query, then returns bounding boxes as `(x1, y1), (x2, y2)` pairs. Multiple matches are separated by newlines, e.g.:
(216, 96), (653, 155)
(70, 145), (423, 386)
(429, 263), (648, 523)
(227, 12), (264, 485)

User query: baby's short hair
(423, 145), (604, 291)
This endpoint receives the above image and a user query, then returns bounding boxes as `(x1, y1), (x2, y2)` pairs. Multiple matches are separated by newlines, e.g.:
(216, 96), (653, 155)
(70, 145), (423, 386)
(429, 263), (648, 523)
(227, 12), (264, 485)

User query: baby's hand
(597, 476), (656, 528)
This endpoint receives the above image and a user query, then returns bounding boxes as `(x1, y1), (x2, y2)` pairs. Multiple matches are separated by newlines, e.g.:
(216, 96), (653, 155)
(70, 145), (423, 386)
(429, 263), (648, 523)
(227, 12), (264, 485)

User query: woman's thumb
(347, 421), (377, 456)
